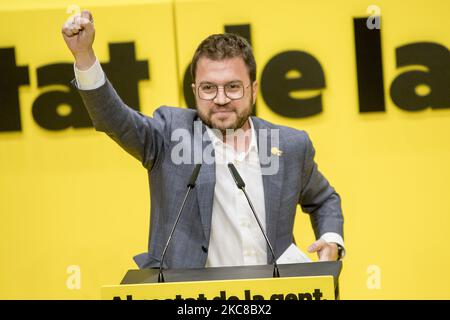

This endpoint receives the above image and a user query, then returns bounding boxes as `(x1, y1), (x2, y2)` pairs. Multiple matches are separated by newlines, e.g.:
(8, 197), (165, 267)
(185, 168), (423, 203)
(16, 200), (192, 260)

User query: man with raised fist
(62, 10), (345, 269)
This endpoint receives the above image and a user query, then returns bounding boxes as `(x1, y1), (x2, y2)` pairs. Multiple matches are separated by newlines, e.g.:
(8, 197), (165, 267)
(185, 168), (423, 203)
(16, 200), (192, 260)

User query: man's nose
(213, 87), (230, 105)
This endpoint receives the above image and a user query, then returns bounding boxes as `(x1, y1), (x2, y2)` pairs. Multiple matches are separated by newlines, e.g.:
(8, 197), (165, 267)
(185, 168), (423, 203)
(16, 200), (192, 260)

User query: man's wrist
(73, 57), (105, 90)
(319, 232), (345, 260)
(75, 49), (96, 70)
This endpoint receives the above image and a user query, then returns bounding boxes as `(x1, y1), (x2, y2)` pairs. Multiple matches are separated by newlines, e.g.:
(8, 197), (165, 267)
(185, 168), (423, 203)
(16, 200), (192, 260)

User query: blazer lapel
(252, 117), (285, 263)
(194, 120), (216, 243)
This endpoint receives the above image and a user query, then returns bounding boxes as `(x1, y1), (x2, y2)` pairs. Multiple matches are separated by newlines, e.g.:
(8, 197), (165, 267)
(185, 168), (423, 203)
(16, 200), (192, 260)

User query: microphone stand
(228, 163), (280, 278)
(158, 164), (201, 283)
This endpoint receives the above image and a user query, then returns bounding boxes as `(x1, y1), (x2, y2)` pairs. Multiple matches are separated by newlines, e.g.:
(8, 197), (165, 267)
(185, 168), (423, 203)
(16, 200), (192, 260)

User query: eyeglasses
(196, 81), (251, 101)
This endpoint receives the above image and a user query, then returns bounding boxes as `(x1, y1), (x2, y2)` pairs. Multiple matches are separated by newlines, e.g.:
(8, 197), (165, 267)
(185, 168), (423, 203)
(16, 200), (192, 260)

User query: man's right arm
(62, 10), (167, 170)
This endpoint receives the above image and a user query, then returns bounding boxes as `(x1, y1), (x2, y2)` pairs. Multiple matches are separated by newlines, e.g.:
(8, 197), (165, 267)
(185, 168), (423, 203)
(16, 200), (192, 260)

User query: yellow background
(0, 0), (449, 299)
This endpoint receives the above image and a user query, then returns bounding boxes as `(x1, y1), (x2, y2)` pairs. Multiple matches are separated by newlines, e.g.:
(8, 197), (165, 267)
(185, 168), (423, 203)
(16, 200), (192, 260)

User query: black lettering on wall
(103, 42), (149, 111)
(390, 42), (450, 111)
(353, 17), (386, 113)
(0, 47), (29, 132)
(225, 25), (252, 45)
(183, 63), (195, 109)
(261, 50), (325, 118)
(225, 24), (256, 116)
(32, 42), (149, 131)
(32, 63), (91, 130)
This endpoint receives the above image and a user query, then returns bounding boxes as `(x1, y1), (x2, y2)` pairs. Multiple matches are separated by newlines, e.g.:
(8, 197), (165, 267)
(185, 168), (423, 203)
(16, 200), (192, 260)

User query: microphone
(227, 163), (280, 277)
(158, 163), (201, 283)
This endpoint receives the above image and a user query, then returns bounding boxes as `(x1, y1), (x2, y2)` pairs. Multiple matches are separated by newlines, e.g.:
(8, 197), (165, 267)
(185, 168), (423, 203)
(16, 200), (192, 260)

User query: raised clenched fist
(61, 10), (96, 70)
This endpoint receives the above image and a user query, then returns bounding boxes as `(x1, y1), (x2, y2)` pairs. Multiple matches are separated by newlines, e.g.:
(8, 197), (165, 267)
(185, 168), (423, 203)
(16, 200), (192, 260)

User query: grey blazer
(76, 78), (344, 269)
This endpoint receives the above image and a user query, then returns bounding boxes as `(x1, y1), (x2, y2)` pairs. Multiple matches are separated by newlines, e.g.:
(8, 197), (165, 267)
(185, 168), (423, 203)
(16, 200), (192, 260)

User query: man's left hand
(307, 239), (338, 261)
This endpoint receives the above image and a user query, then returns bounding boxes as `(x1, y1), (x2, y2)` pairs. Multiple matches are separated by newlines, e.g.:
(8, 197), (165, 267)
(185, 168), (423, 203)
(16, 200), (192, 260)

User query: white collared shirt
(205, 119), (268, 267)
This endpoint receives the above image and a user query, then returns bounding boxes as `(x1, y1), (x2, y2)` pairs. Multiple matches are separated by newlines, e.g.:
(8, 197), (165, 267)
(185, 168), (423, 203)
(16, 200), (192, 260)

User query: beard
(196, 92), (254, 134)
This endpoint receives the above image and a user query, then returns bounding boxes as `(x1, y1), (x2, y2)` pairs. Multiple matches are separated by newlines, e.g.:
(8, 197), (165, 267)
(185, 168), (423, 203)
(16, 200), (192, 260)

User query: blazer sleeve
(73, 77), (169, 170)
(298, 132), (344, 240)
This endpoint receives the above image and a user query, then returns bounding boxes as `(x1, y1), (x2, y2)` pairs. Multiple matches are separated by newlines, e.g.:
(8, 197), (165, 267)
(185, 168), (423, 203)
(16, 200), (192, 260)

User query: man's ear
(252, 81), (258, 105)
(191, 83), (196, 95)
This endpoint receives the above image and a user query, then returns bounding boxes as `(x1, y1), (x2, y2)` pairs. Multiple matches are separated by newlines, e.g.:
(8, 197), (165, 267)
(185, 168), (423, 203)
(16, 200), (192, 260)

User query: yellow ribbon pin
(271, 147), (283, 156)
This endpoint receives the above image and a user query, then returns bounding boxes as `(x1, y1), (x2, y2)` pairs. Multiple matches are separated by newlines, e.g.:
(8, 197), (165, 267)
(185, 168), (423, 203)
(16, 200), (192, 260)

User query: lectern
(101, 261), (342, 300)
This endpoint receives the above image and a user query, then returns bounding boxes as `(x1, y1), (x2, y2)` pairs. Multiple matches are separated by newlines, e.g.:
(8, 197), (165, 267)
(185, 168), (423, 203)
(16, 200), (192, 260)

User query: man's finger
(81, 10), (93, 22)
(62, 26), (72, 37)
(74, 16), (90, 26)
(79, 17), (94, 32)
(63, 15), (82, 35)
(307, 239), (326, 253)
(66, 13), (80, 26)
(62, 22), (78, 37)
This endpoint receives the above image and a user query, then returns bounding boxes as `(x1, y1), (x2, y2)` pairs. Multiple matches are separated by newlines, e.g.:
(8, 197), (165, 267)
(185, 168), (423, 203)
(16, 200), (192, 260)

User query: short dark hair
(190, 33), (256, 83)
